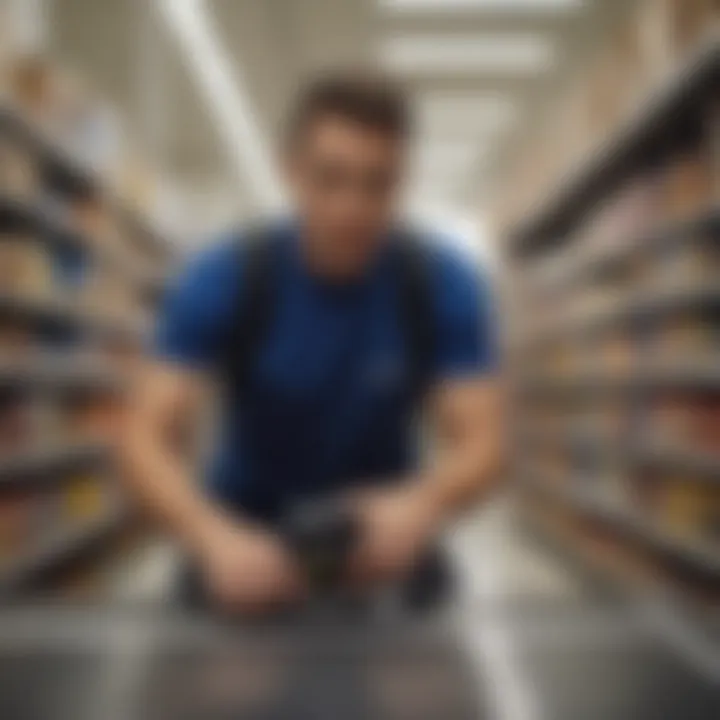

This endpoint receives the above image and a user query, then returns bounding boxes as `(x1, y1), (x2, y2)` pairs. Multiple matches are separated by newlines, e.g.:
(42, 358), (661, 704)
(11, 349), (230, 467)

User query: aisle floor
(0, 501), (718, 719)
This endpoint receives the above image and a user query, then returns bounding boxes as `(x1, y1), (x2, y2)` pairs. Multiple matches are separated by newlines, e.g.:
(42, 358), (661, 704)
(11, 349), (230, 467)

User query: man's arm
(350, 376), (504, 584)
(352, 250), (504, 584)
(119, 361), (230, 558)
(418, 375), (505, 516)
(120, 360), (305, 610)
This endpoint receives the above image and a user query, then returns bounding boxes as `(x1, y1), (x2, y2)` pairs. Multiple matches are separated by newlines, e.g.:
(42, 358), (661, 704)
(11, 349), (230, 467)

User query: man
(121, 73), (503, 614)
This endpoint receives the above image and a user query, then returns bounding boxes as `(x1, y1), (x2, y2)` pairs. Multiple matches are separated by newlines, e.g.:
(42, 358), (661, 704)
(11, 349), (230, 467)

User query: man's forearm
(412, 378), (505, 521)
(417, 433), (504, 520)
(119, 431), (233, 559)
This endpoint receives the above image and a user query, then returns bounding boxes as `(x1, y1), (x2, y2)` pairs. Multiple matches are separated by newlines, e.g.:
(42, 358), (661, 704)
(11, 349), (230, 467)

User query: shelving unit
(0, 103), (173, 262)
(0, 355), (123, 391)
(504, 19), (720, 602)
(510, 37), (720, 256)
(0, 443), (108, 491)
(0, 97), (174, 599)
(525, 477), (720, 579)
(0, 504), (129, 597)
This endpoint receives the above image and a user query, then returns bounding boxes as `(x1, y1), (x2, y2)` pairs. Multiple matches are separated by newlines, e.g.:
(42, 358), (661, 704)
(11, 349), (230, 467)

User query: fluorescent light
(380, 0), (582, 12)
(412, 140), (487, 175)
(409, 140), (490, 209)
(381, 34), (555, 74)
(415, 93), (517, 136)
(157, 0), (283, 210)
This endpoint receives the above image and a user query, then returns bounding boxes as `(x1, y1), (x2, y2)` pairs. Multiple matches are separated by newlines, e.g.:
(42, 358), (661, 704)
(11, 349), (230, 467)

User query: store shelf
(518, 427), (720, 483)
(511, 37), (720, 255)
(0, 506), (128, 598)
(523, 281), (720, 348)
(527, 478), (720, 577)
(521, 361), (720, 396)
(0, 195), (169, 299)
(0, 292), (146, 343)
(634, 443), (720, 481)
(0, 103), (173, 261)
(0, 355), (124, 393)
(0, 195), (87, 252)
(0, 443), (107, 490)
(539, 205), (720, 295)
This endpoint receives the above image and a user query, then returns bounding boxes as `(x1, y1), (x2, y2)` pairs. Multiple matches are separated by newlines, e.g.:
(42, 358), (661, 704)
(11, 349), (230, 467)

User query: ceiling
(46, 0), (635, 239)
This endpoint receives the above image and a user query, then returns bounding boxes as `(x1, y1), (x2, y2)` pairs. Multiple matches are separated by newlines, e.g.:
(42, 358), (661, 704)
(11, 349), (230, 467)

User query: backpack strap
(394, 229), (437, 404)
(221, 224), (436, 406)
(221, 225), (281, 393)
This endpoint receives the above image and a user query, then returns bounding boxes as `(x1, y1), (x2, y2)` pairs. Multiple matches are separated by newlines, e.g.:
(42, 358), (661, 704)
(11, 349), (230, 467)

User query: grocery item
(63, 473), (107, 521)
(0, 393), (34, 453)
(0, 138), (37, 198)
(64, 395), (119, 443)
(660, 478), (720, 543)
(663, 152), (716, 220)
(667, 0), (719, 57)
(0, 319), (34, 358)
(649, 393), (720, 454)
(692, 394), (720, 454)
(656, 241), (720, 287)
(0, 491), (38, 563)
(601, 332), (636, 375)
(0, 238), (54, 298)
(649, 313), (718, 361)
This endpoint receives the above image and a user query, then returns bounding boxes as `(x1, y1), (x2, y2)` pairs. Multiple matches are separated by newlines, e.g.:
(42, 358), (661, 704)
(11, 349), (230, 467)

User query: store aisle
(451, 502), (720, 720)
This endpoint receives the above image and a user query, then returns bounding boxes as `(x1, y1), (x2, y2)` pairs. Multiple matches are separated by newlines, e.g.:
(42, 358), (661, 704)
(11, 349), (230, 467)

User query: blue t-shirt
(155, 224), (497, 521)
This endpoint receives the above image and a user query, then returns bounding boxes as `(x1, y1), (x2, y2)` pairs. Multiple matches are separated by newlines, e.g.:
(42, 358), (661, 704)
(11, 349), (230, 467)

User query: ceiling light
(380, 0), (582, 12)
(415, 93), (517, 135)
(381, 34), (555, 74)
(157, 0), (283, 211)
(412, 140), (486, 173)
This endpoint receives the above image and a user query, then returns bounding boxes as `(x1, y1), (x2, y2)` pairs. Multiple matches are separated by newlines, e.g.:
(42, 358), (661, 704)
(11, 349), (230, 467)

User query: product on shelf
(64, 395), (119, 444)
(0, 490), (38, 563)
(62, 473), (108, 521)
(0, 319), (34, 358)
(0, 137), (38, 198)
(663, 151), (717, 220)
(7, 55), (59, 126)
(0, 393), (64, 455)
(0, 238), (54, 298)
(658, 477), (720, 544)
(649, 392), (720, 455)
(598, 332), (637, 375)
(692, 394), (720, 454)
(99, 338), (142, 377)
(649, 393), (694, 443)
(648, 312), (719, 362)
(655, 238), (720, 288)
(0, 392), (34, 453)
(666, 0), (719, 57)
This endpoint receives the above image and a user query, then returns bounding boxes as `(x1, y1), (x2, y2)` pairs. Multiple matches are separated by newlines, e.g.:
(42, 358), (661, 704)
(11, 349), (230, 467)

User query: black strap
(222, 225), (435, 404)
(221, 226), (280, 393)
(394, 231), (436, 403)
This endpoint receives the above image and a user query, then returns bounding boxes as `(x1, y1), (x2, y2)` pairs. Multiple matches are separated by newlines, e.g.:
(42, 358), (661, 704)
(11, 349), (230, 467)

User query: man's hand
(200, 520), (306, 613)
(349, 485), (443, 587)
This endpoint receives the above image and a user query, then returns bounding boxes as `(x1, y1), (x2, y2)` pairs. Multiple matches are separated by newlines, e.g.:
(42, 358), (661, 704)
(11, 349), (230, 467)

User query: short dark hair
(286, 71), (412, 145)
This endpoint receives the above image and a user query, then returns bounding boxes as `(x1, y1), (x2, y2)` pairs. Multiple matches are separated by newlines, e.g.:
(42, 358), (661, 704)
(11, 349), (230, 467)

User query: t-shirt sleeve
(153, 242), (239, 370)
(433, 249), (499, 380)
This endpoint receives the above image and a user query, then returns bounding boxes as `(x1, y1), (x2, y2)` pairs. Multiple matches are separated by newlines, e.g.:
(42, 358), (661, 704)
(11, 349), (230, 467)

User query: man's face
(285, 115), (406, 273)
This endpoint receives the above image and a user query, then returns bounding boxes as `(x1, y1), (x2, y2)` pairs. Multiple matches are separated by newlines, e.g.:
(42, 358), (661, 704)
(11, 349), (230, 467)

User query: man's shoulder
(404, 230), (483, 292)
(168, 232), (246, 317)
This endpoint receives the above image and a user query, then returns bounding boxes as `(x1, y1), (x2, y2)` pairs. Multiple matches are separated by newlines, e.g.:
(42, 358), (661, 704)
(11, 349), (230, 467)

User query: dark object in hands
(280, 496), (359, 591)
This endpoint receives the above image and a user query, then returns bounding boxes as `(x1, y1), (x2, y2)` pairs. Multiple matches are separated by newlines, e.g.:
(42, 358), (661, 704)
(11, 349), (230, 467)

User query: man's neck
(299, 224), (385, 282)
